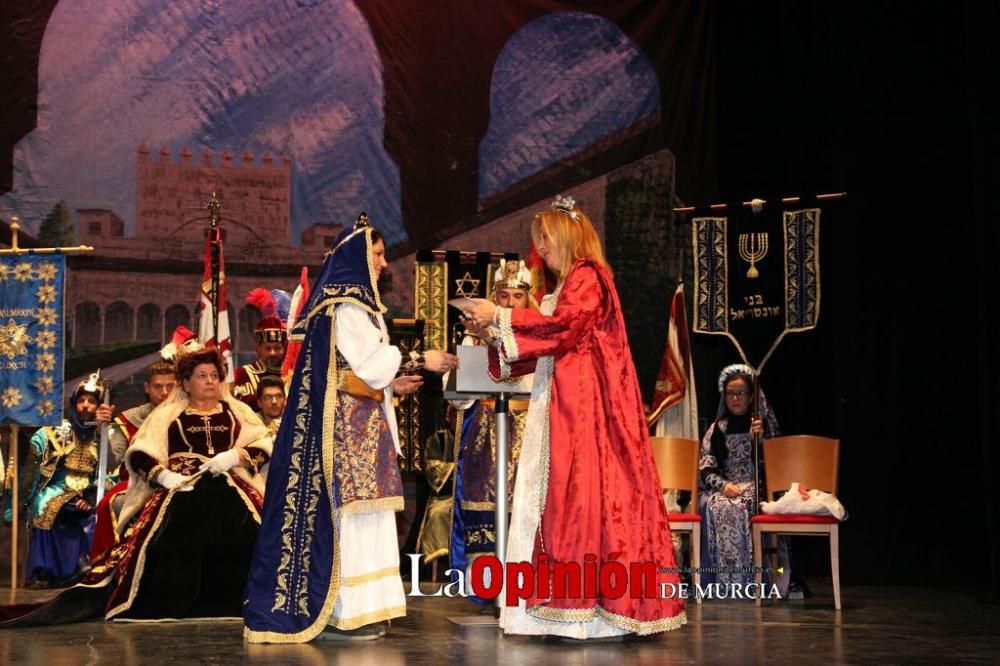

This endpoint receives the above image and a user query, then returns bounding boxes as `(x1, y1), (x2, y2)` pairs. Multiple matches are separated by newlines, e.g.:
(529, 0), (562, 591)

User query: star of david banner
(0, 255), (66, 426)
(414, 250), (516, 352)
(692, 208), (820, 372)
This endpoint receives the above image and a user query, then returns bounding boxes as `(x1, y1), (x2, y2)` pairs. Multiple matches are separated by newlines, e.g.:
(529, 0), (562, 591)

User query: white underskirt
(329, 510), (406, 629)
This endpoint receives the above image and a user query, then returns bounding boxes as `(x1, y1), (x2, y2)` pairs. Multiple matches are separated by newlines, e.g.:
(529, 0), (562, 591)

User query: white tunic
(328, 301), (406, 630)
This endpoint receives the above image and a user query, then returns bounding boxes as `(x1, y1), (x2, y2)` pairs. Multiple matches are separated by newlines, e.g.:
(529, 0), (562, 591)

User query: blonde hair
(531, 206), (611, 279)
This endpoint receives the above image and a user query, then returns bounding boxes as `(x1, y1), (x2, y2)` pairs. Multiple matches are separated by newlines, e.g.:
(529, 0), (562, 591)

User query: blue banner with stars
(0, 255), (65, 426)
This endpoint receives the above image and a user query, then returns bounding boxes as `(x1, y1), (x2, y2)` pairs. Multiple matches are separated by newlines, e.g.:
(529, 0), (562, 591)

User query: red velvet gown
(490, 259), (686, 637)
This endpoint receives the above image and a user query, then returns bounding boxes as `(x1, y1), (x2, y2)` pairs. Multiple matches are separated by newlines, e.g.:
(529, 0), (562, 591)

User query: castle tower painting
(67, 147), (336, 356)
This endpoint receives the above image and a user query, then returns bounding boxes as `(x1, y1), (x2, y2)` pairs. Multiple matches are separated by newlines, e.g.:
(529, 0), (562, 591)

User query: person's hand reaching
(423, 350), (459, 373)
(392, 375), (424, 395)
(469, 299), (497, 327)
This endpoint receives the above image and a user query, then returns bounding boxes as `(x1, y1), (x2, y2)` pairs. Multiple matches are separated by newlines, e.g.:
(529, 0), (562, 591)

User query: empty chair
(751, 435), (842, 609)
(649, 436), (702, 602)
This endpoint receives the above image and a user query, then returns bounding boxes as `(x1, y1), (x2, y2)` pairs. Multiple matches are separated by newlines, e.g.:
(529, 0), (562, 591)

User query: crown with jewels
(551, 194), (581, 220)
(493, 258), (533, 292)
(354, 211), (372, 230)
(717, 363), (756, 392)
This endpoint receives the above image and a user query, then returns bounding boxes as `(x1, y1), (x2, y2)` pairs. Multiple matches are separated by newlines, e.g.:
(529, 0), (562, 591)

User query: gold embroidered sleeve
(242, 445), (270, 475)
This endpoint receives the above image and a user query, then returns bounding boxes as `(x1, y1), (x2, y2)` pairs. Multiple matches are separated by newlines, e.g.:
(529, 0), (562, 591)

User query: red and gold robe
(232, 360), (279, 408)
(490, 259), (686, 637)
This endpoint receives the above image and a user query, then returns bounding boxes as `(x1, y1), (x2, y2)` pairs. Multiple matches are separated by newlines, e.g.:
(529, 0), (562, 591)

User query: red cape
(491, 259), (684, 628)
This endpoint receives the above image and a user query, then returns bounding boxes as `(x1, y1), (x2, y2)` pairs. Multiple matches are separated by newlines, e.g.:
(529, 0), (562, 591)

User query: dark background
(703, 2), (999, 596)
(2, 1), (997, 597)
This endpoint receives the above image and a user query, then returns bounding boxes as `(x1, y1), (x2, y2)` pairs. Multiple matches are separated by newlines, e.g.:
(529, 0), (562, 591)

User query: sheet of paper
(447, 345), (533, 396)
(448, 297), (489, 313)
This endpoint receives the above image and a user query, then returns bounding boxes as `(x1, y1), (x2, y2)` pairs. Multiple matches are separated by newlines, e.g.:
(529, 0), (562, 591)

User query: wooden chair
(751, 435), (842, 609)
(649, 436), (702, 602)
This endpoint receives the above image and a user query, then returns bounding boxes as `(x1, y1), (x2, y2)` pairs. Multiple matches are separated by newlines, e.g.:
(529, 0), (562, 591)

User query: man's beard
(77, 409), (96, 422)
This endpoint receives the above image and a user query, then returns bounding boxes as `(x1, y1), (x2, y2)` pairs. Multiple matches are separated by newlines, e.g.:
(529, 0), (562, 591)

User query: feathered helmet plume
(246, 288), (290, 343)
(160, 325), (204, 363)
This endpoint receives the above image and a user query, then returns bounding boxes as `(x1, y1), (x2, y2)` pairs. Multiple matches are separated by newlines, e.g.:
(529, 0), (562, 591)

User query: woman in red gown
(469, 196), (686, 639)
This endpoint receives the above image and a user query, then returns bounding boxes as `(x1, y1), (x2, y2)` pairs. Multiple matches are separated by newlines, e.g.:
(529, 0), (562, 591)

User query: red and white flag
(197, 227), (234, 382)
(649, 283), (698, 439)
(281, 266), (311, 380)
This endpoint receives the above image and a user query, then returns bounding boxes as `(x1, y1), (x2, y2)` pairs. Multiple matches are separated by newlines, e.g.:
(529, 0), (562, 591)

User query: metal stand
(751, 374), (763, 516)
(443, 344), (532, 627)
(493, 392), (509, 617)
(447, 393), (510, 626)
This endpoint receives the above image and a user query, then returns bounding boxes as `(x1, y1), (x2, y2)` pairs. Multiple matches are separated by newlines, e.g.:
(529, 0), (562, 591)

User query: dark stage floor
(0, 584), (997, 665)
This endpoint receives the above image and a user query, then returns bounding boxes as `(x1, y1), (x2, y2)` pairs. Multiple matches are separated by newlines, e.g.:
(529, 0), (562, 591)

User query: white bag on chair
(760, 482), (848, 520)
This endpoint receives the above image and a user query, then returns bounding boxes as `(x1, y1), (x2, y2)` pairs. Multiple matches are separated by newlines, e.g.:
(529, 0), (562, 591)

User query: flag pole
(1, 217), (94, 256)
(751, 373), (763, 517)
(8, 425), (19, 601)
(673, 192), (847, 214)
(206, 194), (222, 344)
(2, 217), (92, 601)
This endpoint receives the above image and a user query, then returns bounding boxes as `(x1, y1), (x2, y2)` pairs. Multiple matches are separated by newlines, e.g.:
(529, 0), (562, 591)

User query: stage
(0, 584), (995, 664)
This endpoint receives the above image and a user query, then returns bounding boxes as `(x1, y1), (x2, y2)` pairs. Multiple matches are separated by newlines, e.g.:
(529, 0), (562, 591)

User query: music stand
(444, 345), (532, 625)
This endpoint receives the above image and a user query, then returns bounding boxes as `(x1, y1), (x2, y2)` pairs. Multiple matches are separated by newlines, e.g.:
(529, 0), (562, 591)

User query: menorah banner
(0, 255), (66, 426)
(414, 250), (509, 353)
(692, 208), (820, 372)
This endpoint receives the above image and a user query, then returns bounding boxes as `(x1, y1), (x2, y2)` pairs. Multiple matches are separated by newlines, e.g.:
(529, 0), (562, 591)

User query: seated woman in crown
(0, 342), (273, 626)
(105, 345), (272, 619)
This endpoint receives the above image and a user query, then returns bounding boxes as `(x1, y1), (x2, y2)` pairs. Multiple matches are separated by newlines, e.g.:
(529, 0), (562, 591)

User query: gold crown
(493, 259), (533, 292)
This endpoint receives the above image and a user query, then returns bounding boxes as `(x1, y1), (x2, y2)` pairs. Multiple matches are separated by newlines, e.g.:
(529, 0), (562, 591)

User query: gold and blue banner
(692, 208), (820, 372)
(0, 255), (65, 426)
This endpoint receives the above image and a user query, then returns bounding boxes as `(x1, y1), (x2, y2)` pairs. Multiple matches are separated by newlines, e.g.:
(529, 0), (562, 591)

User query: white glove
(199, 448), (244, 476)
(155, 469), (195, 492)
